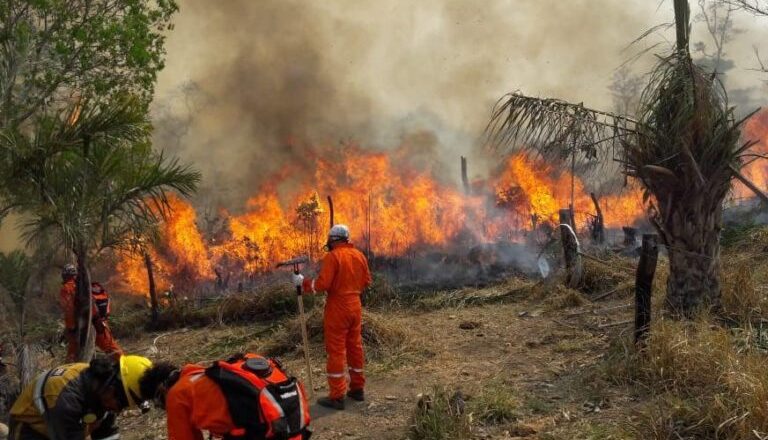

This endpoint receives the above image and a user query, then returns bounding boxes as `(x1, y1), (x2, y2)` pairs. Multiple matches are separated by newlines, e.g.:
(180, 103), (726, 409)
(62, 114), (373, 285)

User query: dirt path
(121, 294), (635, 439)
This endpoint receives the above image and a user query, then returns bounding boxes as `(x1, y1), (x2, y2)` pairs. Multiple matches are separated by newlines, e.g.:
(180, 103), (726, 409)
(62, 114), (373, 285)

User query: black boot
(346, 389), (365, 402)
(317, 396), (345, 410)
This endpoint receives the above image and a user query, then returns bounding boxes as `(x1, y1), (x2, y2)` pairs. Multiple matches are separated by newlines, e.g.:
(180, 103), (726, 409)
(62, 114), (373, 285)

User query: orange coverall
(59, 279), (122, 362)
(60, 278), (79, 362)
(302, 242), (372, 400)
(165, 365), (238, 440)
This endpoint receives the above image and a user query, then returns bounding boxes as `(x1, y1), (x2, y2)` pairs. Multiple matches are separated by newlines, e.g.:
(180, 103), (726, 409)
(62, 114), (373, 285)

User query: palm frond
(485, 92), (637, 163)
(0, 250), (33, 306)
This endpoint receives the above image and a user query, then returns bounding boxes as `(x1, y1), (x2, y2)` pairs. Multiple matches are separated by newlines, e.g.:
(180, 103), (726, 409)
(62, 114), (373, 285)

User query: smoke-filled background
(147, 0), (763, 211)
(1, 0), (767, 251)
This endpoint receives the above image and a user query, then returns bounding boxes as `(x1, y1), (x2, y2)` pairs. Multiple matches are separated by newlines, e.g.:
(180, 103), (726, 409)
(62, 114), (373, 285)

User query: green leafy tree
(486, 0), (757, 317)
(0, 0), (178, 128)
(0, 97), (200, 359)
(0, 250), (32, 338)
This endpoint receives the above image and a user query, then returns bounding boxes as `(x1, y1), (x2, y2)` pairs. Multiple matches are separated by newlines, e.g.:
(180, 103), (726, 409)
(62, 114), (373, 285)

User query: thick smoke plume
(153, 0), (665, 209)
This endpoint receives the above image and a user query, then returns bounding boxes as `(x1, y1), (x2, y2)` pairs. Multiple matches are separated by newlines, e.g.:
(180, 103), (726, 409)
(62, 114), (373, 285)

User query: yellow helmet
(119, 355), (153, 408)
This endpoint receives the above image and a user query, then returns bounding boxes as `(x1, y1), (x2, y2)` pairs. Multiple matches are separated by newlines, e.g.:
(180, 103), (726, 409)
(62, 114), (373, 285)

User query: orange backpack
(91, 282), (110, 319)
(205, 353), (311, 440)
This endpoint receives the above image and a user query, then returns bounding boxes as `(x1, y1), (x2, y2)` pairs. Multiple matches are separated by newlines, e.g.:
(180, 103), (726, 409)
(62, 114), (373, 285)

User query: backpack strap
(205, 361), (266, 440)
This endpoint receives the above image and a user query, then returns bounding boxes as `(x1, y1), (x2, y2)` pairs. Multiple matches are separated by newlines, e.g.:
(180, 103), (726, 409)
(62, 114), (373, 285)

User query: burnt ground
(116, 281), (639, 440)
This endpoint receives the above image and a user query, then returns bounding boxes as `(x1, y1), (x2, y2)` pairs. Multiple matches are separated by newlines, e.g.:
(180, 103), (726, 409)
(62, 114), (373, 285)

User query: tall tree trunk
(17, 302), (25, 339)
(75, 247), (94, 361)
(145, 252), (159, 325)
(662, 204), (722, 317)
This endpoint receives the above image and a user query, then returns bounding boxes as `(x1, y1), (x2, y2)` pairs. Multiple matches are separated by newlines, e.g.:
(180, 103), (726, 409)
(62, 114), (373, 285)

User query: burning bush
(113, 144), (649, 296)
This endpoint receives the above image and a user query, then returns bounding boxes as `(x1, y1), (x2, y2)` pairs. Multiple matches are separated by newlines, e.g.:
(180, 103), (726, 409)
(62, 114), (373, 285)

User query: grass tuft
(470, 383), (520, 425)
(603, 317), (768, 439)
(409, 387), (471, 440)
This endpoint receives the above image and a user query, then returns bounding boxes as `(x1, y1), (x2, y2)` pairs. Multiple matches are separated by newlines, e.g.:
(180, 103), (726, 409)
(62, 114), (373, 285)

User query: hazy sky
(150, 0), (768, 209)
(2, 0), (767, 251)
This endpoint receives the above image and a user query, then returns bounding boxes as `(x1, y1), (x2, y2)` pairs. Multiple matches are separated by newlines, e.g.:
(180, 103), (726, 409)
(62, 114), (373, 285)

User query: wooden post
(559, 209), (583, 288)
(460, 156), (470, 195)
(327, 195), (334, 228)
(145, 252), (159, 325)
(589, 193), (605, 244)
(570, 147), (576, 228)
(634, 234), (658, 347)
(622, 227), (638, 247)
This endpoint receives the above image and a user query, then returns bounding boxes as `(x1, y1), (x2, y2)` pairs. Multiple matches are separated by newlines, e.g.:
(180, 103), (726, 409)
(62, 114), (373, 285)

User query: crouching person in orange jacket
(292, 224), (372, 410)
(139, 353), (311, 440)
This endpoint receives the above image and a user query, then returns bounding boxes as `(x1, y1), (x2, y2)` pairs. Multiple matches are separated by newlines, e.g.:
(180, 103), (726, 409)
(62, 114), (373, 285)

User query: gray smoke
(152, 0), (680, 209)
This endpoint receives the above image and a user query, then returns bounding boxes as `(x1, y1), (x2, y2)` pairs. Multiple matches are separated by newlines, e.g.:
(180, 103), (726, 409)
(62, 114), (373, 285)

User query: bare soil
(117, 285), (638, 439)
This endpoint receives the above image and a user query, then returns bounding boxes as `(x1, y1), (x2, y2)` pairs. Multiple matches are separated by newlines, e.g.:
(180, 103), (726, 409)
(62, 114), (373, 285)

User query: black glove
(92, 318), (106, 333)
(90, 412), (119, 440)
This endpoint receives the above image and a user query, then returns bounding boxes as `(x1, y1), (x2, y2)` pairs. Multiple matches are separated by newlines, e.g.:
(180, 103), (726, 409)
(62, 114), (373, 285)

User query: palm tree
(486, 0), (757, 317)
(0, 96), (200, 359)
(0, 250), (32, 338)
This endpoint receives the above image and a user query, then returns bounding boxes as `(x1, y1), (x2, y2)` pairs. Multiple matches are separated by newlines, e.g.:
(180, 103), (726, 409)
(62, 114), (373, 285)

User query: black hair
(88, 356), (129, 408)
(88, 356), (118, 384)
(139, 362), (178, 402)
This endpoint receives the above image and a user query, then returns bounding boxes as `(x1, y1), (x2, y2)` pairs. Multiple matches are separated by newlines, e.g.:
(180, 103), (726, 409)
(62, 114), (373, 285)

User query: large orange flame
(115, 145), (648, 296)
(734, 109), (768, 201)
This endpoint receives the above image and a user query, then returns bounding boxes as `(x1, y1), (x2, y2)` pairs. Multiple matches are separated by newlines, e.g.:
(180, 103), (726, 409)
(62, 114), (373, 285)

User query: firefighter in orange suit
(59, 264), (79, 362)
(292, 224), (372, 410)
(90, 282), (123, 361)
(59, 265), (122, 362)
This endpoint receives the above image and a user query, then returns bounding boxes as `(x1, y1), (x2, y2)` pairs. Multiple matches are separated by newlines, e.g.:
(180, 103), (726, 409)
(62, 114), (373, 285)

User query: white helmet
(328, 224), (350, 242)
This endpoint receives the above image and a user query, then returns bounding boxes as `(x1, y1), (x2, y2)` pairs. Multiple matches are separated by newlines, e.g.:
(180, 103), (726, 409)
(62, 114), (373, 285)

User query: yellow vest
(10, 363), (89, 437)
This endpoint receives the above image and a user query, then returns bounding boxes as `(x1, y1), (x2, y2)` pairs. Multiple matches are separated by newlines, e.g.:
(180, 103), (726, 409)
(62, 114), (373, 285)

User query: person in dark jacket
(8, 355), (152, 440)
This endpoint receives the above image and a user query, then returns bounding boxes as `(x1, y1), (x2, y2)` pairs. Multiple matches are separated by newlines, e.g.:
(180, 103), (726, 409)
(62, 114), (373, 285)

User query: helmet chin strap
(325, 237), (347, 251)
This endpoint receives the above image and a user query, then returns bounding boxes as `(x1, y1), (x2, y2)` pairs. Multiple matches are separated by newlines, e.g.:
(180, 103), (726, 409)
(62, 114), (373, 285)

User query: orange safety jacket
(301, 242), (372, 298)
(166, 364), (235, 440)
(91, 282), (111, 320)
(165, 357), (310, 440)
(59, 279), (77, 330)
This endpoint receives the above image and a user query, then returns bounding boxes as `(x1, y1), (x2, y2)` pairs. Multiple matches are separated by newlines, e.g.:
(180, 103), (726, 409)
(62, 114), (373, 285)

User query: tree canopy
(0, 0), (178, 127)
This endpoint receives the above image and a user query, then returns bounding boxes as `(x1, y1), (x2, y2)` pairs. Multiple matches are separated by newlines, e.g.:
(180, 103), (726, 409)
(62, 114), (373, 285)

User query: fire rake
(276, 256), (314, 398)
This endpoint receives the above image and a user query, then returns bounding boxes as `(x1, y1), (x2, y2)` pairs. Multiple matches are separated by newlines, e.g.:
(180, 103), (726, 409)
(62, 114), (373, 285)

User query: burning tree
(296, 192), (324, 260)
(486, 0), (758, 317)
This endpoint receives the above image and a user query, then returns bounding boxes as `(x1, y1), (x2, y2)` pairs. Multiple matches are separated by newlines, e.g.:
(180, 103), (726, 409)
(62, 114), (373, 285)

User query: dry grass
(605, 317), (768, 439)
(411, 278), (531, 311)
(542, 285), (589, 310)
(409, 387), (472, 440)
(579, 256), (634, 296)
(469, 382), (520, 426)
(362, 273), (401, 309)
(110, 286), (319, 338)
(265, 308), (412, 360)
